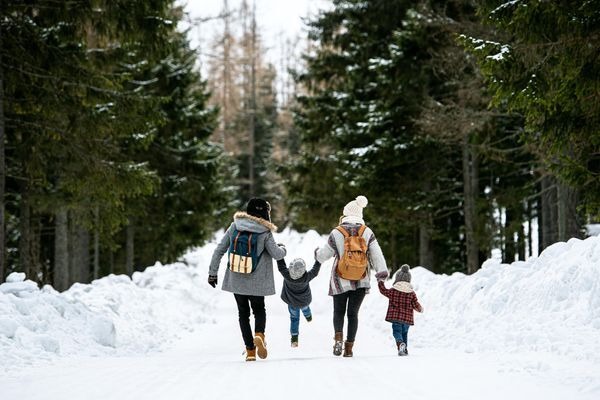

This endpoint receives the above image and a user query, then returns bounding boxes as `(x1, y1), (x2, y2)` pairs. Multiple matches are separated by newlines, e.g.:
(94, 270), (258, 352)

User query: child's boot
(253, 332), (268, 359)
(396, 341), (407, 356)
(343, 341), (354, 357)
(291, 335), (298, 347)
(305, 314), (312, 322)
(333, 332), (343, 356)
(245, 347), (256, 362)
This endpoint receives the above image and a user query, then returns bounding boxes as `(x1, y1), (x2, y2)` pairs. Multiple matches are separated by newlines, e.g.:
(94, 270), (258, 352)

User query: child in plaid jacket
(377, 264), (423, 356)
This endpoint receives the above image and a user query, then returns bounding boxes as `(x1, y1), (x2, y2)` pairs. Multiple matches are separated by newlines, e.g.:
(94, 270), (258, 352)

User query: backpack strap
(336, 225), (350, 238)
(358, 224), (367, 237)
(232, 229), (241, 252)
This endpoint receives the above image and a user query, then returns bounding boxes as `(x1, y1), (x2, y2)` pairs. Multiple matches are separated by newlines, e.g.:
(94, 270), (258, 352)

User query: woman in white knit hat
(315, 195), (389, 357)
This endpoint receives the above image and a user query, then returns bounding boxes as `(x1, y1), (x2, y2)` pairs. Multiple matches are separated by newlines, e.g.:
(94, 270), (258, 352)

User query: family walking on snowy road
(208, 195), (423, 361)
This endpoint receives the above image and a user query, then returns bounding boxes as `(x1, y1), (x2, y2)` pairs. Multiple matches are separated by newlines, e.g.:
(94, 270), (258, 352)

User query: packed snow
(1, 228), (599, 399)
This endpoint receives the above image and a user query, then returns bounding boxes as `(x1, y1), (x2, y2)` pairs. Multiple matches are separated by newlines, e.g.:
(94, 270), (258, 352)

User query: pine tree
(289, 0), (541, 273)
(125, 7), (232, 267)
(0, 1), (230, 285)
(466, 0), (599, 220)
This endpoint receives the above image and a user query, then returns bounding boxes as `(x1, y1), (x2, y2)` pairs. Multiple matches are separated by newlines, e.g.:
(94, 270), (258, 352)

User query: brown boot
(245, 347), (256, 362)
(333, 332), (343, 356)
(343, 341), (354, 357)
(253, 332), (268, 359)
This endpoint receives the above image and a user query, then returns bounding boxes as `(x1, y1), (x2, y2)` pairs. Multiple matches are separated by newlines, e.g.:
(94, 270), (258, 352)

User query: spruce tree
(466, 0), (600, 218)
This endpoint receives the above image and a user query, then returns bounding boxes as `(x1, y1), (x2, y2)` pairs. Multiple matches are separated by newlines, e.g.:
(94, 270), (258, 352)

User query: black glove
(208, 275), (218, 288)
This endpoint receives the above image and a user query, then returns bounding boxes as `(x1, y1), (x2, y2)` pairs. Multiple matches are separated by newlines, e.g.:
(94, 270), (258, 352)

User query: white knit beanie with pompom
(343, 195), (368, 220)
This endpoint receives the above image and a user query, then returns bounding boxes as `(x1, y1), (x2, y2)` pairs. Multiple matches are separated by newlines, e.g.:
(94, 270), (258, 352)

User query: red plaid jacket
(378, 280), (422, 325)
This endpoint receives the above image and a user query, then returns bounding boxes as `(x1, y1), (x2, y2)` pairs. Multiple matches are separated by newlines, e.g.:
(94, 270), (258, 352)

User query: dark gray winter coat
(209, 212), (286, 296)
(277, 258), (321, 308)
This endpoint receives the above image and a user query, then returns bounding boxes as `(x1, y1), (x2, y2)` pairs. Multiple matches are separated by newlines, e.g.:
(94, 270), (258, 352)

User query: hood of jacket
(233, 211), (278, 233)
(392, 281), (414, 293)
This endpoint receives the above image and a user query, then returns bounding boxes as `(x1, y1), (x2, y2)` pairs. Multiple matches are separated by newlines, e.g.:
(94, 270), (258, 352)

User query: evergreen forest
(1, 0), (598, 287)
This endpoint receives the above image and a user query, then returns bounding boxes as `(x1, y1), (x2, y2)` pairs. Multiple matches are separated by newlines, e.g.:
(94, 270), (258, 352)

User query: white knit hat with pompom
(343, 195), (368, 219)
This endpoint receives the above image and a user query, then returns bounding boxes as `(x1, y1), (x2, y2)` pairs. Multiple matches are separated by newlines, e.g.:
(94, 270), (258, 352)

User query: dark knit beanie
(394, 264), (412, 283)
(246, 198), (271, 221)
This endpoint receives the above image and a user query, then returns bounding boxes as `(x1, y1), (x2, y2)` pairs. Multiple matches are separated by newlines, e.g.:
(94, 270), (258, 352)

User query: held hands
(277, 242), (286, 251)
(375, 271), (389, 281)
(314, 247), (319, 260)
(208, 275), (218, 288)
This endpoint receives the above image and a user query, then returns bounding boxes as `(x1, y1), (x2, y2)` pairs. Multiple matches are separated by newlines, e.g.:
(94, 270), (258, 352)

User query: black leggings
(333, 288), (366, 342)
(234, 294), (266, 349)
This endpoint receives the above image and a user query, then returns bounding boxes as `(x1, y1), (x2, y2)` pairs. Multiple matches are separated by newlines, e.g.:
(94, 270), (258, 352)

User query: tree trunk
(93, 207), (100, 280)
(19, 185), (36, 281)
(541, 175), (558, 250)
(526, 200), (534, 258)
(32, 217), (42, 283)
(537, 186), (544, 255)
(462, 134), (480, 274)
(390, 229), (397, 269)
(68, 212), (90, 284)
(221, 0), (231, 150)
(247, 2), (257, 197)
(503, 207), (515, 263)
(78, 227), (90, 283)
(126, 222), (134, 276)
(557, 183), (581, 241)
(419, 220), (434, 271)
(517, 210), (526, 261)
(0, 41), (6, 282)
(54, 208), (69, 291)
(109, 248), (114, 275)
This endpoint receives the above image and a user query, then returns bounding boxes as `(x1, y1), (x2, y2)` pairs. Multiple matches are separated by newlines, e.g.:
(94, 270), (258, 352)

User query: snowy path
(1, 290), (596, 400)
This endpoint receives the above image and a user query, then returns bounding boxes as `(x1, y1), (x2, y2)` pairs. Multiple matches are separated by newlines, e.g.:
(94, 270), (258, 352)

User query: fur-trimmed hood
(392, 281), (414, 293)
(234, 211), (278, 232)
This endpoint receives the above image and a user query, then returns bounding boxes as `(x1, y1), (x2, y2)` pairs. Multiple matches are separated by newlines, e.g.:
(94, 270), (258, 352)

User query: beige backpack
(335, 225), (369, 280)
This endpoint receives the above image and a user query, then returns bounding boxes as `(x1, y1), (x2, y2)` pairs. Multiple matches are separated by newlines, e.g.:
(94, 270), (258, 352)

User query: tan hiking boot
(253, 332), (268, 359)
(245, 347), (256, 362)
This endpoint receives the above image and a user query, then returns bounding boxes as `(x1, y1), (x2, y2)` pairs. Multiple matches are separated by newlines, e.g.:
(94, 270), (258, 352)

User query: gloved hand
(314, 247), (319, 260)
(208, 275), (218, 288)
(375, 271), (389, 281)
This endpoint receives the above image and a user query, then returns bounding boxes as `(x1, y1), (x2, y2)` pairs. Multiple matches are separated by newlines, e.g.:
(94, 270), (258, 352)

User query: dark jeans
(234, 294), (266, 349)
(288, 305), (312, 335)
(333, 288), (366, 342)
(392, 322), (410, 347)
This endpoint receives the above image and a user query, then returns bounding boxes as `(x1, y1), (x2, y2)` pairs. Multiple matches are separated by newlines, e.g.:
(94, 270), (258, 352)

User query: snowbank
(0, 261), (215, 373)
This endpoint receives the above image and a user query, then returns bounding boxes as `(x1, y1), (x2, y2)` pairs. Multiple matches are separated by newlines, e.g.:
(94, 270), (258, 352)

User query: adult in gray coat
(208, 198), (286, 361)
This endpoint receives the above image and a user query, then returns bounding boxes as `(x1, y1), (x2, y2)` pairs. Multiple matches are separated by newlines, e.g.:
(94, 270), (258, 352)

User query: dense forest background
(0, 0), (598, 288)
